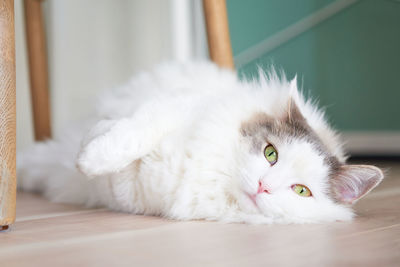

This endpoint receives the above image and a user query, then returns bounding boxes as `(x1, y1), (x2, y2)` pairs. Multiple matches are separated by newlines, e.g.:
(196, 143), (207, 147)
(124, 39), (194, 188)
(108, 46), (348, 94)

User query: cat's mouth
(246, 193), (258, 208)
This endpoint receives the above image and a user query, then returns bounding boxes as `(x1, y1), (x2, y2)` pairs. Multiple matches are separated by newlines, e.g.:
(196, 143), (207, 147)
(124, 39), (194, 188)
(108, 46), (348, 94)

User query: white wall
(16, 0), (208, 151)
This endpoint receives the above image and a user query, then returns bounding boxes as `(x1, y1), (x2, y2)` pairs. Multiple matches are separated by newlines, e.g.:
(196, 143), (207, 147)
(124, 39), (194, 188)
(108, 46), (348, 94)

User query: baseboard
(342, 131), (400, 156)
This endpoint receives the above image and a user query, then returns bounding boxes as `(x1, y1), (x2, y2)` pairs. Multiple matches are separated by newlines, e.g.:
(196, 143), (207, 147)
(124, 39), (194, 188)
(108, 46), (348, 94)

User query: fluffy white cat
(18, 62), (384, 224)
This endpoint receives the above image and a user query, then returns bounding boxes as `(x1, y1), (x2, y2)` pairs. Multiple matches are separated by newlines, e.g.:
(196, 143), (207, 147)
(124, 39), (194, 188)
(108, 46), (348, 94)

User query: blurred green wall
(227, 0), (400, 131)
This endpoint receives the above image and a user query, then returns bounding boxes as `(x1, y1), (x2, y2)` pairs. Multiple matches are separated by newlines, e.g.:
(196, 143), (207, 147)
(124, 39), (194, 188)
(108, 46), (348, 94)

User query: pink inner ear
(337, 186), (357, 203)
(332, 165), (383, 204)
(336, 179), (376, 203)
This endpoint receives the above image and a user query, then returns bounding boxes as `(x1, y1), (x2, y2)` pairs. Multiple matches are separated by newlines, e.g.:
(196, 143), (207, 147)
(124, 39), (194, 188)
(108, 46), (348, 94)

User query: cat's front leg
(77, 96), (194, 177)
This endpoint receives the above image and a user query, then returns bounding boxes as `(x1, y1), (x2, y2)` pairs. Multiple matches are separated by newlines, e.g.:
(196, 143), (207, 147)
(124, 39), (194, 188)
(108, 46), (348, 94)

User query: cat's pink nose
(258, 181), (271, 194)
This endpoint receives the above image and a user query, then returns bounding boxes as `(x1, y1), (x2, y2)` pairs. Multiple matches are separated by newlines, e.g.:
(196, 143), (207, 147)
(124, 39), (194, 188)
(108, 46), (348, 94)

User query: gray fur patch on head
(240, 112), (276, 153)
(240, 100), (341, 174)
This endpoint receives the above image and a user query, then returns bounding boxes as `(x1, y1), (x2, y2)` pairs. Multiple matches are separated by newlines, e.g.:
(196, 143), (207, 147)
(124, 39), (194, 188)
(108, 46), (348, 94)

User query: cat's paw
(77, 118), (143, 177)
(77, 134), (131, 177)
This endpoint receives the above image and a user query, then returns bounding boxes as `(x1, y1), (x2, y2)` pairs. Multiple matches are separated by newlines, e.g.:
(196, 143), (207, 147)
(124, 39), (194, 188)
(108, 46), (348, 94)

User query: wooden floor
(1, 160), (399, 267)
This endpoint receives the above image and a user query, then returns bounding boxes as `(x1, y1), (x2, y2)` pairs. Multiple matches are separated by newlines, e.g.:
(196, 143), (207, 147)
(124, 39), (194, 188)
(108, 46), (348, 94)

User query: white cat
(18, 62), (384, 224)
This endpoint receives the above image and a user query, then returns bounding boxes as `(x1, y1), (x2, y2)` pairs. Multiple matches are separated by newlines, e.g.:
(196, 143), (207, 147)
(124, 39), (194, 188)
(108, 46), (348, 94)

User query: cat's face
(236, 100), (383, 223)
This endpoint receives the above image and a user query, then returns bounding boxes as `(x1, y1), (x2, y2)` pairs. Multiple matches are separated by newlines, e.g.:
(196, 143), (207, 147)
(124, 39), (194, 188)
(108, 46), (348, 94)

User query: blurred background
(16, 0), (400, 156)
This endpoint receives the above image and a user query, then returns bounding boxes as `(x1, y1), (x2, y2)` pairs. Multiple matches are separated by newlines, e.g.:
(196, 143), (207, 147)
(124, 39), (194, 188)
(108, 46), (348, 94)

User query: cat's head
(236, 79), (383, 223)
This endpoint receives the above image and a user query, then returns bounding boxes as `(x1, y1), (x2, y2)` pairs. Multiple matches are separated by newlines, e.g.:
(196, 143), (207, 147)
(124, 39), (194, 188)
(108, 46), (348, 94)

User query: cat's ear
(330, 165), (384, 204)
(285, 77), (306, 123)
(289, 75), (298, 93)
(285, 97), (306, 123)
(289, 75), (301, 102)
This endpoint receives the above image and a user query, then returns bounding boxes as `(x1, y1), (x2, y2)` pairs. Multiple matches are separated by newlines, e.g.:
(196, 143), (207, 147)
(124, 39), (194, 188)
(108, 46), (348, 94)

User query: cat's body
(18, 62), (383, 224)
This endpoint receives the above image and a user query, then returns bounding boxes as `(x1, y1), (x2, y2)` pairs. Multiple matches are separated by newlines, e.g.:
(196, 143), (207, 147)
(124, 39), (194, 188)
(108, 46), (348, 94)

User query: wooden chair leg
(203, 0), (234, 69)
(24, 0), (51, 141)
(0, 0), (17, 230)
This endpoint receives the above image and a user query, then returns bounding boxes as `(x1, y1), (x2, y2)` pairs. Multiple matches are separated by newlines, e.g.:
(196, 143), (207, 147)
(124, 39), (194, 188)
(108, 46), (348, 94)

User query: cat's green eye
(264, 145), (278, 165)
(292, 184), (312, 197)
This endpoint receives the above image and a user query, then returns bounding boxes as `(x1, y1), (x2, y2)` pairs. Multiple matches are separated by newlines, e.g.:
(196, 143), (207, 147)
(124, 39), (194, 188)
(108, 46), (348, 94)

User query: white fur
(18, 61), (366, 224)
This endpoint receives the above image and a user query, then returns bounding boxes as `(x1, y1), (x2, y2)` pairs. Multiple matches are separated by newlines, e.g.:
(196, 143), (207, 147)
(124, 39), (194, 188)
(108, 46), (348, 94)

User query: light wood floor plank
(0, 161), (399, 266)
(16, 192), (90, 218)
(1, 222), (399, 267)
